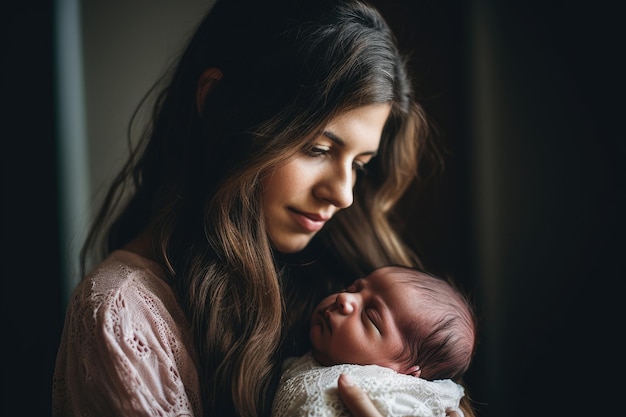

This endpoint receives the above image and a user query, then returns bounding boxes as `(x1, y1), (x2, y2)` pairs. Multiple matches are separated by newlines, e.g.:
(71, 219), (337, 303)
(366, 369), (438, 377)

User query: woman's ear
(196, 67), (223, 114)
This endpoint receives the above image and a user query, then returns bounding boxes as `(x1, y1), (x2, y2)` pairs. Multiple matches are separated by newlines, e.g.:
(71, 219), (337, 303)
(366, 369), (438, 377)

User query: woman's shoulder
(54, 250), (201, 416)
(68, 250), (181, 323)
(81, 249), (168, 290)
(62, 249), (195, 360)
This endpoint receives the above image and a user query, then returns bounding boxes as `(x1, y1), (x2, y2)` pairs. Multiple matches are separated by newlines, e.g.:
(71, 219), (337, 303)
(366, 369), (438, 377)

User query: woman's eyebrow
(322, 130), (345, 146)
(322, 130), (378, 156)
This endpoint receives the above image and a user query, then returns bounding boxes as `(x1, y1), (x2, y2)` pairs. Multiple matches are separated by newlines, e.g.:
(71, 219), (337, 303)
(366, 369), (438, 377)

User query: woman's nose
(335, 292), (357, 315)
(315, 164), (354, 209)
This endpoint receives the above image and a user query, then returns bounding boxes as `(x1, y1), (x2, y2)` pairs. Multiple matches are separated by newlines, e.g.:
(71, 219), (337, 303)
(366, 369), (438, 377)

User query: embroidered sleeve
(53, 278), (200, 416)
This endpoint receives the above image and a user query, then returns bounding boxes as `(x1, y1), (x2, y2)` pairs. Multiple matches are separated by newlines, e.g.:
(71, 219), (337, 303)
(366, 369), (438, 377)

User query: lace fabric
(272, 352), (464, 417)
(52, 250), (202, 416)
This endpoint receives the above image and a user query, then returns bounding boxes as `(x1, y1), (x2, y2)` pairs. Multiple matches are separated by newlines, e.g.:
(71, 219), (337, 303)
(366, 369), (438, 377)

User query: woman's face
(261, 103), (390, 253)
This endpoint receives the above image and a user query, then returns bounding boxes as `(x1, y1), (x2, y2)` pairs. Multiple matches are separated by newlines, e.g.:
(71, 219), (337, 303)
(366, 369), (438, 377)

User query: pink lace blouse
(52, 250), (202, 416)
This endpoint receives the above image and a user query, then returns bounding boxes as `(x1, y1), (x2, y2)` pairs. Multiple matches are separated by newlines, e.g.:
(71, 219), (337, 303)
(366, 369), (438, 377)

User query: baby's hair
(390, 266), (476, 380)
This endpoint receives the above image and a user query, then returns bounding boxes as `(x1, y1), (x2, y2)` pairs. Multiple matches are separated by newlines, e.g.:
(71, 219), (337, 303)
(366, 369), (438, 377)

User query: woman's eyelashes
(353, 159), (367, 174)
(304, 145), (330, 157)
(303, 144), (370, 174)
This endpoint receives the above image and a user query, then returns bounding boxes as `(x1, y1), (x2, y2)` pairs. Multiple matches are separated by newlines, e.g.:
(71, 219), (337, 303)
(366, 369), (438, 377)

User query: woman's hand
(336, 374), (383, 417)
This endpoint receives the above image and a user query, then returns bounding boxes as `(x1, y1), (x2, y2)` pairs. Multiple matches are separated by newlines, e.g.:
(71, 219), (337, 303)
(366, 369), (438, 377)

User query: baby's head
(309, 265), (476, 380)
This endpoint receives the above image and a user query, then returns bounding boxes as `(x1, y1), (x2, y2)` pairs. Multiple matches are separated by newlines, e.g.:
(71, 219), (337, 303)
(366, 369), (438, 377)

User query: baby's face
(309, 266), (419, 373)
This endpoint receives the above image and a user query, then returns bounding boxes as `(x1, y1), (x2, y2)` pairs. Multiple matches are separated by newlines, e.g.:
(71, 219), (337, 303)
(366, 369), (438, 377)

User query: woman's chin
(271, 235), (315, 254)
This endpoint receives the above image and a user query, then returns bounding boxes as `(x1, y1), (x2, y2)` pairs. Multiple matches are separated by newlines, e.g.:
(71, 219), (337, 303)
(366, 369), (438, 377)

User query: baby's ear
(196, 67), (223, 114)
(406, 365), (421, 378)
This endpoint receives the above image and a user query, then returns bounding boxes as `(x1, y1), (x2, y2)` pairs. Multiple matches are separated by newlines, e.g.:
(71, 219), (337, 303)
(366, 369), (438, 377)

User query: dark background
(3, 0), (622, 416)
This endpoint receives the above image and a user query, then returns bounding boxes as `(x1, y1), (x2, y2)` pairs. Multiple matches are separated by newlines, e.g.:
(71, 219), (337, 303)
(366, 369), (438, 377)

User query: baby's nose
(335, 292), (356, 315)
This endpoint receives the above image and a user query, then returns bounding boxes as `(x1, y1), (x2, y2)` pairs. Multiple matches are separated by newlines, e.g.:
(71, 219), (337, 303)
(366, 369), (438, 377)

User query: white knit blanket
(271, 352), (464, 417)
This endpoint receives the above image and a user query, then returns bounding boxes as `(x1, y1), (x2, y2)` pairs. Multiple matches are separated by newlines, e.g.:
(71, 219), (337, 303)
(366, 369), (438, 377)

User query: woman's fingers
(337, 374), (384, 417)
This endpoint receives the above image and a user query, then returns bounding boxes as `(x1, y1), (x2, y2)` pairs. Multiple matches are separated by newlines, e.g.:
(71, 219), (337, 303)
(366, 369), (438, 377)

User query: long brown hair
(80, 0), (472, 416)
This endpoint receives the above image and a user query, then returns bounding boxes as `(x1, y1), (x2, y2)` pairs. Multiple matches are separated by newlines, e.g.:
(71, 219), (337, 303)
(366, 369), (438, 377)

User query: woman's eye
(353, 160), (367, 173)
(305, 145), (330, 157)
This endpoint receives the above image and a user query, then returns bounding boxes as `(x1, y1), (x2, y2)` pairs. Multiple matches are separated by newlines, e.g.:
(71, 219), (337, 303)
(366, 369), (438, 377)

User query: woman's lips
(289, 209), (330, 232)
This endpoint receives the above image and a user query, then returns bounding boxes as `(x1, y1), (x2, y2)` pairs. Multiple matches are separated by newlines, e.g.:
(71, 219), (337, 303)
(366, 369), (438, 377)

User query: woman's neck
(122, 229), (156, 261)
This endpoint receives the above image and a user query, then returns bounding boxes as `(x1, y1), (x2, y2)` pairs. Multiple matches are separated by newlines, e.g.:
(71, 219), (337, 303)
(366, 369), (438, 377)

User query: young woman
(52, 0), (474, 416)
